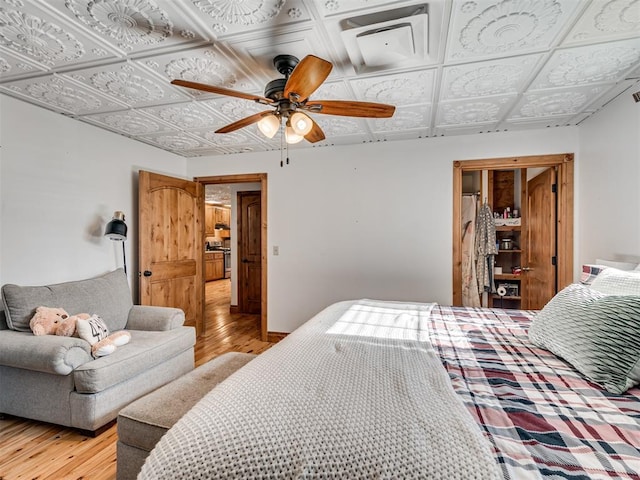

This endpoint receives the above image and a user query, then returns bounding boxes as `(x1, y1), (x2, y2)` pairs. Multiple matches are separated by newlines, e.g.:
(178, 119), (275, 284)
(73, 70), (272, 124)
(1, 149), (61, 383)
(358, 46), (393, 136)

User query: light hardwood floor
(0, 280), (275, 480)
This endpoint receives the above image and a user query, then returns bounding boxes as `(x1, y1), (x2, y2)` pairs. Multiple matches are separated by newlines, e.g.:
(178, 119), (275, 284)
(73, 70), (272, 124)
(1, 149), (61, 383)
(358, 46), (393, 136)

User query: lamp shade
(105, 211), (127, 241)
(289, 111), (313, 135)
(257, 113), (280, 138)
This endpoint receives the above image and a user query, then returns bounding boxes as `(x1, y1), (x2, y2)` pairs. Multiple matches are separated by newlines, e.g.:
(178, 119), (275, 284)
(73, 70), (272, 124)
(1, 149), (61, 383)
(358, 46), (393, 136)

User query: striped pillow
(529, 283), (640, 394)
(580, 264), (607, 285)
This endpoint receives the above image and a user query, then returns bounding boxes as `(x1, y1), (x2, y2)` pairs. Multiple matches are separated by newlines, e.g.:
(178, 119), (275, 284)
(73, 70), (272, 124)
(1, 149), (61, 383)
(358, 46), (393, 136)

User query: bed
(139, 290), (640, 479)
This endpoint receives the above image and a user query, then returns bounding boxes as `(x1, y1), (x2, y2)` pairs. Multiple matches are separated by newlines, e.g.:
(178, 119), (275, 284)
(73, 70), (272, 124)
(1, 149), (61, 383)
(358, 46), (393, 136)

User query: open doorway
(197, 173), (268, 342)
(452, 154), (574, 308)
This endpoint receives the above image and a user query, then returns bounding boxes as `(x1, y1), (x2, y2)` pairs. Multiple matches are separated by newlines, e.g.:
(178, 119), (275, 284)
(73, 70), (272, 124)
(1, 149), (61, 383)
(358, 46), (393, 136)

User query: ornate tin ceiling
(1, 0), (639, 157)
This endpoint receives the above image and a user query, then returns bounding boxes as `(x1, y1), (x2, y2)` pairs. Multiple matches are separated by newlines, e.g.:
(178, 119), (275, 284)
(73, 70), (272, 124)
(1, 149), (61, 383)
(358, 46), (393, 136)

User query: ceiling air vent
(340, 3), (437, 74)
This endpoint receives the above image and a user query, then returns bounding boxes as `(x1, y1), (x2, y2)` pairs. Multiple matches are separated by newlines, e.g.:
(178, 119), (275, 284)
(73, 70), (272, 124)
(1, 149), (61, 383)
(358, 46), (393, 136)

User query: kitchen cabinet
(205, 252), (225, 281)
(205, 205), (216, 236)
(214, 207), (230, 226)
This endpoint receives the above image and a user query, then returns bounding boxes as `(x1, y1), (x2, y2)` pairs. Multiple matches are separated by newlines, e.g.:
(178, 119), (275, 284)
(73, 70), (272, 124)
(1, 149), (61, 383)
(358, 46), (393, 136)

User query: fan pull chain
(280, 123), (285, 167)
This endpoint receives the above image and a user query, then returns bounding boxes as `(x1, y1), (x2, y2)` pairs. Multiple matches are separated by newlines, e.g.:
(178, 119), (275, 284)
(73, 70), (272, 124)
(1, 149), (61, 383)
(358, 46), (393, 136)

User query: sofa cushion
(2, 269), (132, 332)
(73, 326), (195, 394)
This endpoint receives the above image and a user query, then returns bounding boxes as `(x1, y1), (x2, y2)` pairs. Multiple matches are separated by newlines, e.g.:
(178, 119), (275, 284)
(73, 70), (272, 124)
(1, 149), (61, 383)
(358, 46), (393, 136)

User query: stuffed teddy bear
(29, 306), (72, 336)
(29, 306), (131, 358)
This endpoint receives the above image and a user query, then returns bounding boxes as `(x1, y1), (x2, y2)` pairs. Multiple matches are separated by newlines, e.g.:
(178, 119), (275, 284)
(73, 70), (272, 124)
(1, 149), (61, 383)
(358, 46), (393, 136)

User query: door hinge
(551, 256), (557, 266)
(551, 183), (557, 193)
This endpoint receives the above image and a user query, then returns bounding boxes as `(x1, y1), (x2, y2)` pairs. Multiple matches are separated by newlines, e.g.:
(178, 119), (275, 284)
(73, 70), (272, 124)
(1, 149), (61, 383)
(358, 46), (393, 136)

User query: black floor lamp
(105, 211), (128, 274)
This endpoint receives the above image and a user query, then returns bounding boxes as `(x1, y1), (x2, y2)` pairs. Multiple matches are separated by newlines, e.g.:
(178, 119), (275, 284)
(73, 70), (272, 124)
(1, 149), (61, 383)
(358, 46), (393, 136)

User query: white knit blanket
(139, 300), (502, 479)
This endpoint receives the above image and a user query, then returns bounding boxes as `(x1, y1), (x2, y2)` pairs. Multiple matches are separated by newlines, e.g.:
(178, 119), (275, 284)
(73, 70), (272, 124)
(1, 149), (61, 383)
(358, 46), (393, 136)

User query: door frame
(195, 173), (268, 341)
(452, 154), (574, 307)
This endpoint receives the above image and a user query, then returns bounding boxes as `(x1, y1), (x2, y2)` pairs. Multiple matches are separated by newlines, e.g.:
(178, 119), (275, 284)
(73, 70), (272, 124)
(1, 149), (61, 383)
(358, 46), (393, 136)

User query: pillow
(590, 267), (640, 296)
(580, 264), (608, 285)
(595, 258), (639, 271)
(529, 283), (640, 394)
(76, 315), (109, 346)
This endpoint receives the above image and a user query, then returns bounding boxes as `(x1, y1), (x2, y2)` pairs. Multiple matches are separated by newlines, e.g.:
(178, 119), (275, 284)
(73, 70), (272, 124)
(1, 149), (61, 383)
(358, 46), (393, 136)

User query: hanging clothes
(475, 202), (498, 295)
(461, 195), (481, 307)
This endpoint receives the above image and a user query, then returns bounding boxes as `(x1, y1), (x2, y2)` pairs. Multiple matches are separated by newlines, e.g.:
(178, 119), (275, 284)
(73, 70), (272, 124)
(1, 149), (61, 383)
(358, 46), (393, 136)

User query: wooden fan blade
(284, 55), (332, 103)
(216, 111), (272, 134)
(305, 100), (395, 118)
(171, 79), (273, 104)
(304, 119), (325, 143)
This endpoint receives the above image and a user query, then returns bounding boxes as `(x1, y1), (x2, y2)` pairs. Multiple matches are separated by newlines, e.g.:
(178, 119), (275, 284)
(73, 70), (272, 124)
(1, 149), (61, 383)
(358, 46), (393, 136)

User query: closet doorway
(452, 154), (574, 309)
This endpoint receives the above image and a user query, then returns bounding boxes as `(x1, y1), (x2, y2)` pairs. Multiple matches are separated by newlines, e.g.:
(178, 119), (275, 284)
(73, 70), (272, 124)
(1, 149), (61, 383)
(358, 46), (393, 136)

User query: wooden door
(238, 191), (261, 314)
(139, 171), (204, 335)
(523, 168), (557, 310)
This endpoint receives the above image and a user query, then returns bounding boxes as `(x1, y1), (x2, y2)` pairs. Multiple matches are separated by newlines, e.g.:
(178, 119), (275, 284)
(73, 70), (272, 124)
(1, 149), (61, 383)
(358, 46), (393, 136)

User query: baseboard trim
(229, 305), (239, 314)
(267, 332), (288, 343)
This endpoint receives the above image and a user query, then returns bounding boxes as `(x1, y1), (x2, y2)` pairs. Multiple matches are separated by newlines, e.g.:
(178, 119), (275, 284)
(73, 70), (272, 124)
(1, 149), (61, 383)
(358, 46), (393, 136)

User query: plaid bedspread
(429, 305), (640, 480)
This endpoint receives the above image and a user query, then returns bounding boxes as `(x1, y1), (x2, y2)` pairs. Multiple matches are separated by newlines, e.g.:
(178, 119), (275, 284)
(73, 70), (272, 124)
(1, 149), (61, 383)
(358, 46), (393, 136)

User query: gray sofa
(0, 268), (196, 434)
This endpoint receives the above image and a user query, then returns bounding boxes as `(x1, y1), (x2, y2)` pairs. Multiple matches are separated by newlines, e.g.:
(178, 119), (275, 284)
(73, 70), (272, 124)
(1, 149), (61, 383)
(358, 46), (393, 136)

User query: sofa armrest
(0, 330), (92, 375)
(126, 305), (185, 331)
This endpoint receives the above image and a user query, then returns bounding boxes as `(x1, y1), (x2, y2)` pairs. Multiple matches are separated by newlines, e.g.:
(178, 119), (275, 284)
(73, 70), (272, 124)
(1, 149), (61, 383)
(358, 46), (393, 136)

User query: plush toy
(74, 314), (131, 357)
(29, 307), (131, 358)
(29, 306), (72, 336)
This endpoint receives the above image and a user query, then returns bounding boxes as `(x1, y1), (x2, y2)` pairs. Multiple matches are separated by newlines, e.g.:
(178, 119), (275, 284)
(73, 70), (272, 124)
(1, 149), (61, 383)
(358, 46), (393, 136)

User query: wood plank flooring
(0, 280), (276, 480)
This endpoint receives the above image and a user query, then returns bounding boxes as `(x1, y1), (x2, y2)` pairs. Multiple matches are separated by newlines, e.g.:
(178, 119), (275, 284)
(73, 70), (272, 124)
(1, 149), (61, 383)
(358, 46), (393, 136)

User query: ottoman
(116, 352), (256, 480)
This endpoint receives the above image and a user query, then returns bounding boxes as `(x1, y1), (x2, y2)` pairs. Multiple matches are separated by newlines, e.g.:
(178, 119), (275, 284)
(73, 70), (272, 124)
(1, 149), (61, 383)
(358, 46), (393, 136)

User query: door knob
(143, 270), (153, 277)
(241, 259), (249, 263)
(521, 267), (531, 272)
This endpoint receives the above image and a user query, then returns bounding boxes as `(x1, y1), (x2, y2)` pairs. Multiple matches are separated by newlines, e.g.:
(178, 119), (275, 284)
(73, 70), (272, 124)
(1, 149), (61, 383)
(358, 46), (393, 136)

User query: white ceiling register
(0, 0), (638, 157)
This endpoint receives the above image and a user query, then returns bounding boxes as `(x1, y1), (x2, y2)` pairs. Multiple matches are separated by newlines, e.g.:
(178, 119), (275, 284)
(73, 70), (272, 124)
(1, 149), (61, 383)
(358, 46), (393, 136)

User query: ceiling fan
(171, 54), (396, 145)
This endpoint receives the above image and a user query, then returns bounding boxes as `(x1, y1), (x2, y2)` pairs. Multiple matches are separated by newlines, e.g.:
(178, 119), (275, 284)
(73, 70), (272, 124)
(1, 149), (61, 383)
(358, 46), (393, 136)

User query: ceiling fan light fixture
(290, 111), (313, 135)
(285, 122), (304, 144)
(257, 113), (280, 138)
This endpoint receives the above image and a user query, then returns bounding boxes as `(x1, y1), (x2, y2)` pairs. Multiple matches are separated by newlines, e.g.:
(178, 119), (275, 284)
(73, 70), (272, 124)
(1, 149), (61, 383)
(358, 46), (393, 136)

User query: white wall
(578, 86), (640, 265)
(187, 127), (579, 332)
(0, 94), (186, 295)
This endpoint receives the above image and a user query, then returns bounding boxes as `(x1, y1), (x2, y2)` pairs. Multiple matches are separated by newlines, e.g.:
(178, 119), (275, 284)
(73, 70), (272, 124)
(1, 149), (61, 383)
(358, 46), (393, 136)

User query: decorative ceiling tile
(500, 115), (577, 130)
(225, 26), (338, 86)
(446, 0), (582, 62)
(0, 0), (119, 69)
(0, 0), (639, 157)
(138, 131), (213, 151)
(440, 54), (541, 100)
(313, 116), (370, 137)
(80, 109), (176, 137)
(312, 81), (351, 100)
(136, 45), (262, 97)
(509, 85), (608, 120)
(189, 127), (261, 147)
(368, 104), (431, 133)
(529, 38), (640, 90)
(0, 74), (127, 114)
(0, 46), (47, 81)
(314, 0), (411, 18)
(187, 0), (309, 38)
(563, 0), (640, 45)
(139, 101), (223, 130)
(47, 0), (209, 55)
(65, 62), (188, 107)
(436, 95), (516, 127)
(350, 69), (435, 106)
(200, 96), (270, 123)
